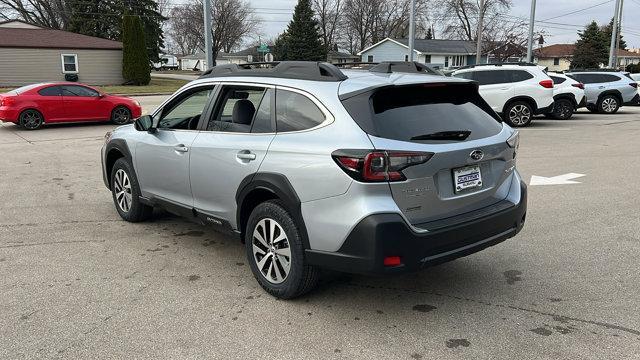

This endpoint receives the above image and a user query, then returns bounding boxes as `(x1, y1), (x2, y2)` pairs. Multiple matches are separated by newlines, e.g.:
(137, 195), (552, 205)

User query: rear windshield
(341, 83), (503, 144)
(7, 83), (43, 95)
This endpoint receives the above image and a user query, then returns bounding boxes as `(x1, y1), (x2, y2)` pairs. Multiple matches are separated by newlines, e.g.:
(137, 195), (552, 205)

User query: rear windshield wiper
(411, 130), (471, 141)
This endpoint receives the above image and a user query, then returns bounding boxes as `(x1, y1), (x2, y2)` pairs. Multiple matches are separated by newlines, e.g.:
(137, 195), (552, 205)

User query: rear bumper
(0, 108), (19, 122)
(623, 93), (640, 106)
(306, 181), (527, 275)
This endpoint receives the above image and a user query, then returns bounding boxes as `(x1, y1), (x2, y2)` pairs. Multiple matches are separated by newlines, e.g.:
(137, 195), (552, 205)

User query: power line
(541, 0), (614, 22)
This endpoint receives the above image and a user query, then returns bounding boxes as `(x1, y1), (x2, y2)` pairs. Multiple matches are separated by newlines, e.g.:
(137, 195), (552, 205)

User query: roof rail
(456, 62), (538, 70)
(334, 61), (442, 75)
(369, 61), (441, 75)
(199, 61), (348, 82)
(564, 68), (624, 73)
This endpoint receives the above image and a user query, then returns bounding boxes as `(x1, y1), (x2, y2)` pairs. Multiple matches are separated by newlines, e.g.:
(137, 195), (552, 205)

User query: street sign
(258, 44), (270, 53)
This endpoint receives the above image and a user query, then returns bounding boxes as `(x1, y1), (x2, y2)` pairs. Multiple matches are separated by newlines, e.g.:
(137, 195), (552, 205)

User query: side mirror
(135, 115), (155, 132)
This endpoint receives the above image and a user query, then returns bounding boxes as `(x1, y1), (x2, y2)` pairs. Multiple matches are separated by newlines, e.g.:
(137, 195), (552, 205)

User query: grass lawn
(0, 78), (189, 96)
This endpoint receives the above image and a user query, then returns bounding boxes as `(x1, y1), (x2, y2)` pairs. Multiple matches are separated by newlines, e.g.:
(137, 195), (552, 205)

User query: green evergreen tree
(274, 0), (326, 61)
(571, 21), (609, 69)
(67, 0), (165, 63)
(122, 15), (150, 85)
(602, 17), (628, 51)
(425, 27), (433, 40)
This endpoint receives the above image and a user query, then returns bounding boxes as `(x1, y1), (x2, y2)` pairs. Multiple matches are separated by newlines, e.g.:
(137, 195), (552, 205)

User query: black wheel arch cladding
(104, 139), (133, 190)
(236, 172), (310, 249)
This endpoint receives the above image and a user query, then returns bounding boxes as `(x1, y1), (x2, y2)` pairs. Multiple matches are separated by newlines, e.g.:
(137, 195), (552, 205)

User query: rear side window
(472, 70), (507, 85)
(341, 83), (503, 144)
(550, 76), (566, 84)
(38, 86), (61, 96)
(509, 70), (534, 82)
(276, 89), (325, 132)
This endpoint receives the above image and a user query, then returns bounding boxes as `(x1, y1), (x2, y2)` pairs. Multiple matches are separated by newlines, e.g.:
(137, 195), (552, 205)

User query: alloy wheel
(20, 110), (42, 129)
(251, 218), (292, 284)
(601, 98), (617, 113)
(554, 100), (573, 119)
(114, 169), (133, 212)
(509, 104), (531, 126)
(112, 107), (131, 124)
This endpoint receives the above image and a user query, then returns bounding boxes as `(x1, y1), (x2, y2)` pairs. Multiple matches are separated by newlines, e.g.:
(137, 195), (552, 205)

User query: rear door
(341, 82), (515, 225)
(61, 85), (110, 121)
(569, 74), (605, 103)
(189, 84), (275, 224)
(36, 85), (66, 122)
(472, 70), (515, 113)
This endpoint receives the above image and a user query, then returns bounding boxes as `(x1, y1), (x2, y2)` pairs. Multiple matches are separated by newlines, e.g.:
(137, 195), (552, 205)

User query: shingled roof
(0, 27), (122, 50)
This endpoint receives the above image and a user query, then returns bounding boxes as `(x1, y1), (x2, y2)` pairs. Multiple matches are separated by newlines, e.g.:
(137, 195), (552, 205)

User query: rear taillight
(333, 150), (433, 182)
(0, 96), (14, 107)
(539, 79), (554, 88)
(629, 83), (638, 89)
(571, 83), (585, 90)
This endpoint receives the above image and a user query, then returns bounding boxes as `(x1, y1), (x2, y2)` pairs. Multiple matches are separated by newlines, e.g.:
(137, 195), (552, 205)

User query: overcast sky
(248, 0), (640, 49)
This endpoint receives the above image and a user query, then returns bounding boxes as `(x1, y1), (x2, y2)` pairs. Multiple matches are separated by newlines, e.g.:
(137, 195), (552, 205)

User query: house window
(61, 54), (78, 73)
(553, 57), (560, 66)
(444, 57), (449, 67)
(424, 55), (431, 63)
(405, 55), (409, 61)
(367, 55), (374, 63)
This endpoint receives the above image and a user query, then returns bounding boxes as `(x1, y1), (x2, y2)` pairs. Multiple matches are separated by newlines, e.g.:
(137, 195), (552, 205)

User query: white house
(358, 38), (490, 69)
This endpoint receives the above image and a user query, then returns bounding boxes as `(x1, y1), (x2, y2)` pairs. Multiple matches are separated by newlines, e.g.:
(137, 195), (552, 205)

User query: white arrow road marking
(529, 173), (586, 186)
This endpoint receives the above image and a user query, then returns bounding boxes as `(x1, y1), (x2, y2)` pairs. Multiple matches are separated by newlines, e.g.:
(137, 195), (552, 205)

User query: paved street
(1, 97), (639, 359)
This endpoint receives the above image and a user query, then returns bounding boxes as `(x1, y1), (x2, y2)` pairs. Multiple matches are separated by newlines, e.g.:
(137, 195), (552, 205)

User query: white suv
(546, 72), (586, 120)
(452, 63), (554, 127)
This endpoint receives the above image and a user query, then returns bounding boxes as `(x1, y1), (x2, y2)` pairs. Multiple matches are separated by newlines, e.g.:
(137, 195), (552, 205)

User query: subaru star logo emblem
(470, 149), (484, 161)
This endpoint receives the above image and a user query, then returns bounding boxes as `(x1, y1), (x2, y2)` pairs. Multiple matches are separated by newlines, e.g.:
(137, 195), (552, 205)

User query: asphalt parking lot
(1, 97), (639, 359)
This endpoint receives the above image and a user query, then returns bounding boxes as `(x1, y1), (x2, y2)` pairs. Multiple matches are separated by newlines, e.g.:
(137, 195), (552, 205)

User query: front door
(61, 85), (110, 121)
(189, 84), (275, 226)
(135, 85), (216, 207)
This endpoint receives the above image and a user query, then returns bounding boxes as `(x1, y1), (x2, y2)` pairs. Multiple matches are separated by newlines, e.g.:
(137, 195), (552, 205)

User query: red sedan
(0, 82), (142, 130)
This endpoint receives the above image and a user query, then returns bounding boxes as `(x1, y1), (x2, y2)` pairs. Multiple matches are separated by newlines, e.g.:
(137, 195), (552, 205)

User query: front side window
(62, 85), (99, 97)
(38, 86), (61, 96)
(207, 85), (273, 133)
(275, 89), (325, 132)
(158, 87), (214, 130)
(61, 54), (78, 73)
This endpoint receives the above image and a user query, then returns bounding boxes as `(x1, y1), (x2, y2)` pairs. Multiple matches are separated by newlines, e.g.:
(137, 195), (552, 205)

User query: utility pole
(204, 0), (213, 69)
(476, 0), (485, 65)
(614, 0), (625, 68)
(609, 0), (621, 68)
(526, 0), (537, 63)
(408, 0), (415, 61)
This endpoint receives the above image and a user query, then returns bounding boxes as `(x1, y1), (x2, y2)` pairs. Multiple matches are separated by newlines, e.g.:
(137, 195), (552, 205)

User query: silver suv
(564, 71), (639, 113)
(101, 62), (527, 298)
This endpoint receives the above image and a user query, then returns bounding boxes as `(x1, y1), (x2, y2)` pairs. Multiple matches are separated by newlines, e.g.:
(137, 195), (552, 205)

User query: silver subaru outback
(101, 62), (527, 299)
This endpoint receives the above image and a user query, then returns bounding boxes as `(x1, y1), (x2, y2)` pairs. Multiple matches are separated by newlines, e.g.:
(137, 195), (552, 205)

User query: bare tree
(166, 0), (258, 60)
(312, 0), (341, 51)
(439, 0), (511, 41)
(0, 0), (70, 28)
(339, 0), (429, 53)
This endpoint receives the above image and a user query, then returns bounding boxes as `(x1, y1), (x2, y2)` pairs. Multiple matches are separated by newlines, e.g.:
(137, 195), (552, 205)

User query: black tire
(550, 98), (574, 120)
(110, 158), (152, 222)
(111, 106), (132, 125)
(19, 109), (44, 130)
(245, 200), (319, 299)
(503, 101), (533, 127)
(597, 95), (620, 114)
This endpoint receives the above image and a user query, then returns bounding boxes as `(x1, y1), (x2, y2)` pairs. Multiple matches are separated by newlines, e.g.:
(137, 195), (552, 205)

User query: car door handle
(598, 86), (605, 89)
(236, 151), (256, 161)
(174, 145), (189, 153)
